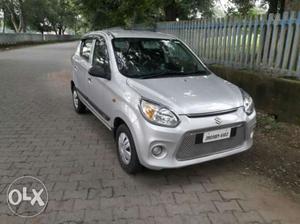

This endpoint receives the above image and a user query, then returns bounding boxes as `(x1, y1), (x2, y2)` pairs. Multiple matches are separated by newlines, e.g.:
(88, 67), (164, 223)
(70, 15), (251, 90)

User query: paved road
(0, 42), (299, 224)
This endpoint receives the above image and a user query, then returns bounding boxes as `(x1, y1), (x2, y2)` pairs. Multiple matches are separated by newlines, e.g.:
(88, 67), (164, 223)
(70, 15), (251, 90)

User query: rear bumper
(131, 107), (256, 170)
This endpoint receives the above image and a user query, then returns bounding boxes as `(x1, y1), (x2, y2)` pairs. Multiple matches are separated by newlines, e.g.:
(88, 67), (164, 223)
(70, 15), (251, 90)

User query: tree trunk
(19, 0), (26, 32)
(164, 1), (179, 21)
(2, 10), (5, 33)
(279, 0), (285, 14)
(6, 4), (20, 32)
(10, 13), (19, 32)
(268, 0), (279, 14)
(4, 0), (25, 33)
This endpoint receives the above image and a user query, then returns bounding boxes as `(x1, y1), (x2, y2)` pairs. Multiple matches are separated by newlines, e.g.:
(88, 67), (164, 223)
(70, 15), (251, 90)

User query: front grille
(186, 108), (238, 118)
(176, 124), (245, 161)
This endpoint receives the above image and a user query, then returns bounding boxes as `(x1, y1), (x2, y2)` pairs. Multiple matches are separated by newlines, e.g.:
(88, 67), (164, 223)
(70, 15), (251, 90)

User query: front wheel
(116, 124), (142, 174)
(72, 87), (86, 114)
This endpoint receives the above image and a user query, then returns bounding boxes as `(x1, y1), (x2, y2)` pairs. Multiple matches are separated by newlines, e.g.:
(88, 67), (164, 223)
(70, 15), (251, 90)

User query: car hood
(127, 74), (243, 115)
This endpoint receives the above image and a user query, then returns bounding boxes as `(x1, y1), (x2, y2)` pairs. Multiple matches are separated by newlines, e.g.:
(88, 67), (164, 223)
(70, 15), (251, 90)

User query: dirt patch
(236, 112), (300, 196)
(47, 70), (71, 83)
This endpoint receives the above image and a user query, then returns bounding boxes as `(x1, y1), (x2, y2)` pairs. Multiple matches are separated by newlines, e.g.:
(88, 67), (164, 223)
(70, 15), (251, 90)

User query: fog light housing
(151, 146), (166, 159)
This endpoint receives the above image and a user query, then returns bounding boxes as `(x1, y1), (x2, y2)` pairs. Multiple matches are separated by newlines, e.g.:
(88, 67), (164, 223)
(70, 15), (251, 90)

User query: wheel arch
(70, 80), (75, 91)
(113, 117), (127, 139)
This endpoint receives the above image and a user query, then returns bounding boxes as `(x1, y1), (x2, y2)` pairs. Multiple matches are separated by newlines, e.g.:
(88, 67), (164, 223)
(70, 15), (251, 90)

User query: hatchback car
(71, 29), (256, 173)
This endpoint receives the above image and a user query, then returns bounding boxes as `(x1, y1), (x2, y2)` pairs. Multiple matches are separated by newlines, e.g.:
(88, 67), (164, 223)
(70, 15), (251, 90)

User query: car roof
(84, 29), (176, 40)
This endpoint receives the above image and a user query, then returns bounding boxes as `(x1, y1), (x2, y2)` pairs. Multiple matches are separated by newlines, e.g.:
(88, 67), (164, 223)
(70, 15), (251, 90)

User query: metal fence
(156, 11), (300, 77)
(0, 33), (76, 46)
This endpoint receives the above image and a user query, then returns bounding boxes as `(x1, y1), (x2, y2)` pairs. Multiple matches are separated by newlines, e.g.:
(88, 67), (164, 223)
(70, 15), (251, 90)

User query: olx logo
(8, 187), (45, 206)
(7, 176), (48, 218)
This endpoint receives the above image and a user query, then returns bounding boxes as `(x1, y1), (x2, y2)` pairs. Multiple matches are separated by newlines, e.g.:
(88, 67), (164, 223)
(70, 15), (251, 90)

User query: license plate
(203, 128), (231, 143)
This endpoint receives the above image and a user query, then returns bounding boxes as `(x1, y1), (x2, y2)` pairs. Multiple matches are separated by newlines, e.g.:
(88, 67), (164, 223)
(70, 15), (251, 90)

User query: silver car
(71, 29), (256, 173)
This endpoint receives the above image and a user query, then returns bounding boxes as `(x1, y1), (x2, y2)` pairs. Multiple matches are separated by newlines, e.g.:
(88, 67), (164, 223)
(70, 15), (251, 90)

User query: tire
(116, 124), (143, 174)
(72, 87), (86, 114)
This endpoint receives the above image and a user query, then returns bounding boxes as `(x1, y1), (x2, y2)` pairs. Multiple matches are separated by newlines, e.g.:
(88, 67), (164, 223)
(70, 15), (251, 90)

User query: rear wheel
(72, 87), (86, 114)
(116, 124), (142, 174)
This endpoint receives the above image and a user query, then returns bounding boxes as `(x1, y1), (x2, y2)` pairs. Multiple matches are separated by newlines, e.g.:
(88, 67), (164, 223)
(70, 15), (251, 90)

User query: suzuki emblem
(215, 117), (222, 125)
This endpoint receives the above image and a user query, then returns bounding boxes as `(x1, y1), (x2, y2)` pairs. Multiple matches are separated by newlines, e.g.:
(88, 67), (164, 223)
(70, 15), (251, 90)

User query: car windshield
(112, 38), (209, 79)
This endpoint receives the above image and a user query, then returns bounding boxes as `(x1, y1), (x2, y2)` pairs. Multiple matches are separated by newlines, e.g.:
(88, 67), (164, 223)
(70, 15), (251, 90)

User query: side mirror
(88, 65), (111, 80)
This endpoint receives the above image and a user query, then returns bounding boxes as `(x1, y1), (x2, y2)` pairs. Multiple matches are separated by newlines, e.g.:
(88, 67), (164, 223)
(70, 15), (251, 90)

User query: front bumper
(131, 107), (256, 170)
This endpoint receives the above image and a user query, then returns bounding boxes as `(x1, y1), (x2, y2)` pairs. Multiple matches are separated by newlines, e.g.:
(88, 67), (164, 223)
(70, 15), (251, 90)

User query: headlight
(241, 89), (254, 115)
(139, 99), (180, 127)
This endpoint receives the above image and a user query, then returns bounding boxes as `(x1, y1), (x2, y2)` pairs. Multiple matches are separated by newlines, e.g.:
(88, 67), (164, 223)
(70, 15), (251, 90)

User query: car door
(75, 38), (93, 98)
(87, 37), (112, 124)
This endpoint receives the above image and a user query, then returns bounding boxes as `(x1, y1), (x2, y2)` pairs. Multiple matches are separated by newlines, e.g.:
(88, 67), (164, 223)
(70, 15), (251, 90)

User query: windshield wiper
(184, 70), (209, 75)
(139, 71), (184, 79)
(139, 70), (209, 79)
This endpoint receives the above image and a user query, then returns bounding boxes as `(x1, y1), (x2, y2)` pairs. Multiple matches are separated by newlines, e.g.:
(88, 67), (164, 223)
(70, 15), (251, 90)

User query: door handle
(88, 77), (92, 83)
(74, 65), (78, 71)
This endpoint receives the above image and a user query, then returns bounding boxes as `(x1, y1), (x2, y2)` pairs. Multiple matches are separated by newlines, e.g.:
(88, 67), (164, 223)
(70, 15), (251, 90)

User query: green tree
(75, 0), (213, 30)
(0, 0), (26, 32)
(24, 0), (52, 34)
(159, 0), (213, 21)
(0, 0), (78, 34)
(231, 0), (285, 15)
(75, 0), (158, 29)
(48, 0), (78, 35)
(268, 0), (285, 14)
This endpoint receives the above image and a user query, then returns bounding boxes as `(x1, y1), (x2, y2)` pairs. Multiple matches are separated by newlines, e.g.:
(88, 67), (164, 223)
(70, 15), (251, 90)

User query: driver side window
(93, 38), (110, 71)
(80, 39), (93, 61)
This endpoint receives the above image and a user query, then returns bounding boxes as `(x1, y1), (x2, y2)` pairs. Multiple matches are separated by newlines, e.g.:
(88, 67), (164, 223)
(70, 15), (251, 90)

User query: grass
(257, 112), (280, 132)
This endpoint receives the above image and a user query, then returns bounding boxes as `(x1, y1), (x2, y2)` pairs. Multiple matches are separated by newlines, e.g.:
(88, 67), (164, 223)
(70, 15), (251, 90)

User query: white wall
(0, 33), (75, 45)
